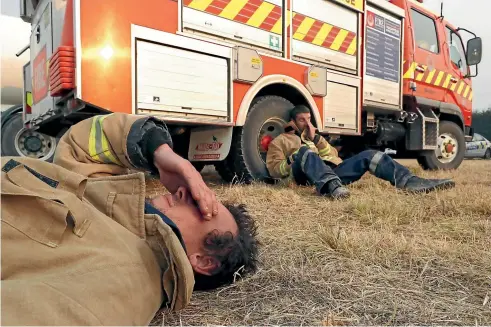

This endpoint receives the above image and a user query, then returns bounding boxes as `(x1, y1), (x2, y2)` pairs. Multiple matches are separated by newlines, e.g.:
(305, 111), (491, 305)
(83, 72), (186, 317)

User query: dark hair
(290, 104), (311, 121)
(193, 203), (260, 291)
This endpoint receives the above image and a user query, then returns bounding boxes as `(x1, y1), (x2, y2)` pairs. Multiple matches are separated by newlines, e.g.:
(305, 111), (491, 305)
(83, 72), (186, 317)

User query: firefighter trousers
(292, 148), (414, 193)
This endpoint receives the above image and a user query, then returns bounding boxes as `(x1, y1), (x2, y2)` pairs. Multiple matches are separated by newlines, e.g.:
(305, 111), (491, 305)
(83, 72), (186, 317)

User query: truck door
(408, 8), (446, 104)
(443, 26), (473, 121)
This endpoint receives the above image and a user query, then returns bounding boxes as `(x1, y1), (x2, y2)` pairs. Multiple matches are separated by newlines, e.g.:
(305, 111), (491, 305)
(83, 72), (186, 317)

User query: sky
(1, 0), (490, 110)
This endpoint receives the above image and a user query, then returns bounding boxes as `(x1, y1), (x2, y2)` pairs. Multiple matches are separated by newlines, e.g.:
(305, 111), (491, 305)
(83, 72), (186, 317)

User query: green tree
(472, 108), (491, 140)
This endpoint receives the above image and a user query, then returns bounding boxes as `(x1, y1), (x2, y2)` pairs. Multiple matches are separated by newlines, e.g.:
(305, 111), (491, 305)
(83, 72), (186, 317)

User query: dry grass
(147, 159), (491, 326)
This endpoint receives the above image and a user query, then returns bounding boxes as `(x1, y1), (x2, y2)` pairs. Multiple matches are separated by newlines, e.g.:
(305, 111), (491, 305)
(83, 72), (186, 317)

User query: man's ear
(188, 254), (220, 276)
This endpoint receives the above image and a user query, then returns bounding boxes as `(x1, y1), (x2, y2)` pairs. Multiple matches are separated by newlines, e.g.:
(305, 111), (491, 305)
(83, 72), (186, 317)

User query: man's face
(150, 187), (238, 275)
(294, 112), (311, 132)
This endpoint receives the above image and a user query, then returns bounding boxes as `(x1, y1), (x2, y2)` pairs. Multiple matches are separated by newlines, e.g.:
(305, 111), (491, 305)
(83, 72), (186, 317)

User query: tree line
(472, 108), (491, 140)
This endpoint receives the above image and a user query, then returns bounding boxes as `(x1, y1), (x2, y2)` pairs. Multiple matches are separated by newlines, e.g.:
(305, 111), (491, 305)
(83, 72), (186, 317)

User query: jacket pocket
(1, 195), (69, 248)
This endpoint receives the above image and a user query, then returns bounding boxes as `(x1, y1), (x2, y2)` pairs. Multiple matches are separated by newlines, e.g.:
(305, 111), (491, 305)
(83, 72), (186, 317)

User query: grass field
(147, 159), (491, 326)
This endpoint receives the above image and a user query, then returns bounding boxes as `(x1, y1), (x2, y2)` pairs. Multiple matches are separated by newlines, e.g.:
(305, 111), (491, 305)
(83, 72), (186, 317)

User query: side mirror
(466, 37), (482, 66)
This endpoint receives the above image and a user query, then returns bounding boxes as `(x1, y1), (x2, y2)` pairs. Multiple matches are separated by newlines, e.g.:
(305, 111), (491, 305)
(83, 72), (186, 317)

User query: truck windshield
(446, 27), (468, 76)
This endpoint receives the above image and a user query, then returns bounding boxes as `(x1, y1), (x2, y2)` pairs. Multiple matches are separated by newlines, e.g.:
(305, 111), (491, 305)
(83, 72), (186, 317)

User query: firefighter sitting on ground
(1, 113), (259, 326)
(266, 105), (455, 199)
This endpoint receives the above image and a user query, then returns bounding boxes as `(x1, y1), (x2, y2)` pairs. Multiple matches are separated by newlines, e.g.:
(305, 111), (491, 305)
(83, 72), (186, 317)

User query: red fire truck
(1, 0), (482, 183)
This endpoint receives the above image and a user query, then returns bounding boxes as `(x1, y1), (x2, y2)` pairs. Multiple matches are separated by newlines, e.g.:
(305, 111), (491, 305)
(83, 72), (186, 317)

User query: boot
(402, 176), (455, 193)
(320, 179), (350, 199)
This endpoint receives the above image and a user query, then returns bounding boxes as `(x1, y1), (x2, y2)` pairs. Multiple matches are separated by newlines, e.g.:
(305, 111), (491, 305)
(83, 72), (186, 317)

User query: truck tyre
(228, 95), (294, 183)
(214, 159), (237, 183)
(192, 162), (205, 172)
(484, 149), (491, 160)
(1, 111), (57, 162)
(417, 121), (465, 170)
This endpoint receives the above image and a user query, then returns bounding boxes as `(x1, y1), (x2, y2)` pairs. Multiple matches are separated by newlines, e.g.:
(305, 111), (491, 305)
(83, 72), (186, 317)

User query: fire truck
(1, 0), (483, 183)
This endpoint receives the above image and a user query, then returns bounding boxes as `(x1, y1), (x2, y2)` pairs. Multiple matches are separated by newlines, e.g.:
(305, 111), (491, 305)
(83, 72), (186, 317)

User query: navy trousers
(292, 148), (414, 194)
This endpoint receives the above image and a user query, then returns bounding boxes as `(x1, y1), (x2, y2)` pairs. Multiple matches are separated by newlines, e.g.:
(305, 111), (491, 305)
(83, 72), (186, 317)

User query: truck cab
(391, 0), (482, 169)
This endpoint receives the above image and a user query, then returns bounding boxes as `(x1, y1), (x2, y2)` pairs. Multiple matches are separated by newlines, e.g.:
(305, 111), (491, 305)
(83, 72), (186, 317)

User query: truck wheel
(417, 121), (465, 170)
(1, 112), (57, 162)
(229, 95), (294, 183)
(192, 162), (205, 172)
(484, 149), (491, 160)
(214, 159), (237, 183)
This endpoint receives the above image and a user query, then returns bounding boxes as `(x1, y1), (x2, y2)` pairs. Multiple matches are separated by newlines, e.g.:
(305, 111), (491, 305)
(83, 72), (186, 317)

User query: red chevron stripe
(292, 13), (306, 34)
(235, 0), (262, 23)
(339, 32), (355, 53)
(303, 20), (324, 43)
(322, 26), (340, 48)
(184, 0), (193, 6)
(259, 4), (282, 31)
(206, 0), (229, 15)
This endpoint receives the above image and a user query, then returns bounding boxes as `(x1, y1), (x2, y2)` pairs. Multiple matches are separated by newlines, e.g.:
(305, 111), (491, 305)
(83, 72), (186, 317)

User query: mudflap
(188, 126), (233, 162)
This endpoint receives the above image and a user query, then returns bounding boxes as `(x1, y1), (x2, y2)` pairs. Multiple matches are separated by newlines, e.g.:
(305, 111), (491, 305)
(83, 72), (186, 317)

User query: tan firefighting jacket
(1, 113), (194, 326)
(266, 121), (343, 179)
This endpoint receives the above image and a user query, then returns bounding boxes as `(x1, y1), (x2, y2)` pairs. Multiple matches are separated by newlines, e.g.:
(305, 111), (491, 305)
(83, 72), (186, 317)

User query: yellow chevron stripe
(433, 71), (445, 86)
(271, 10), (293, 34)
(346, 37), (357, 55)
(425, 69), (436, 83)
(313, 23), (332, 46)
(469, 90), (473, 101)
(463, 85), (470, 98)
(415, 65), (426, 81)
(331, 29), (349, 51)
(457, 81), (465, 95)
(403, 62), (417, 79)
(247, 1), (275, 27)
(441, 73), (451, 88)
(450, 78), (459, 91)
(293, 16), (316, 40)
(220, 0), (248, 20)
(188, 0), (214, 11)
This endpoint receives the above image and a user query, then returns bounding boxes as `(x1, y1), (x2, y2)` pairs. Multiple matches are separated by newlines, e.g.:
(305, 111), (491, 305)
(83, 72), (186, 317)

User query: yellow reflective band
(247, 1), (275, 27)
(403, 62), (417, 79)
(425, 69), (436, 84)
(346, 36), (357, 55)
(463, 85), (470, 98)
(89, 115), (122, 165)
(318, 147), (331, 156)
(442, 74), (452, 88)
(434, 71), (445, 86)
(457, 82), (465, 95)
(279, 160), (288, 176)
(26, 92), (33, 107)
(313, 23), (332, 46)
(219, 0), (248, 20)
(331, 29), (349, 51)
(188, 0), (214, 11)
(293, 16), (316, 41)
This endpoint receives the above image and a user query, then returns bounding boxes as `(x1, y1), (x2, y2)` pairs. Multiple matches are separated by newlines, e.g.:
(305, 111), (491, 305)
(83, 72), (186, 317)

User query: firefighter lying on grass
(1, 113), (259, 326)
(266, 105), (456, 199)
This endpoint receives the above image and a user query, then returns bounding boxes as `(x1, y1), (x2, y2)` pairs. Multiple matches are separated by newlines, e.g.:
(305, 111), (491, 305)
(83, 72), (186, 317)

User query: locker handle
(415, 65), (426, 73)
(450, 77), (458, 83)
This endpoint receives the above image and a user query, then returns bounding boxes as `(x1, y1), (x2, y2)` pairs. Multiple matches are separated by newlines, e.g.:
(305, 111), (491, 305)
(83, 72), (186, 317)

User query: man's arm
(54, 113), (172, 177)
(55, 113), (218, 218)
(311, 134), (340, 160)
(266, 138), (297, 179)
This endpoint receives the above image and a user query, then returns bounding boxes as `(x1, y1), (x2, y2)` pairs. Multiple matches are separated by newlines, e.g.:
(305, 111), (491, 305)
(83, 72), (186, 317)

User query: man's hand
(153, 144), (218, 219)
(306, 120), (317, 141)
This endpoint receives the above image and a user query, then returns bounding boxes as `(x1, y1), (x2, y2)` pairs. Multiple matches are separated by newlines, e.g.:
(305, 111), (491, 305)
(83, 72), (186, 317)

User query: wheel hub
(257, 117), (286, 163)
(14, 128), (57, 161)
(437, 133), (458, 163)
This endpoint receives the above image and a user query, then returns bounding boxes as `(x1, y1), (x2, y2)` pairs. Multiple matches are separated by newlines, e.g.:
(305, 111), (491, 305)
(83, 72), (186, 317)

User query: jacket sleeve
(54, 113), (173, 177)
(266, 137), (296, 179)
(312, 134), (340, 159)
